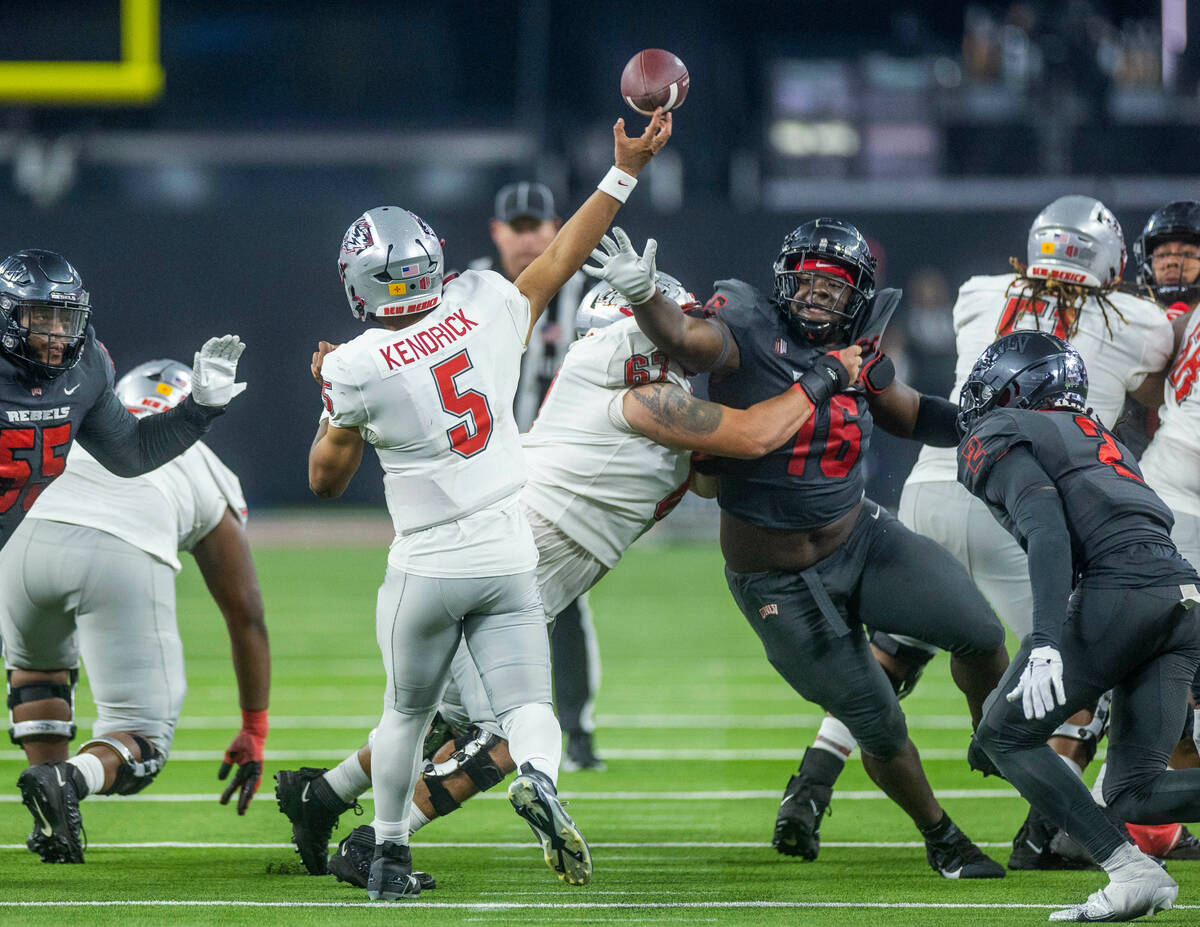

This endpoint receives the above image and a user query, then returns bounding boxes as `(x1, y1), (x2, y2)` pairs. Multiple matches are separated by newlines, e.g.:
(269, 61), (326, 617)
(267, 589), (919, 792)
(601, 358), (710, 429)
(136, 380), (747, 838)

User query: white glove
(1006, 645), (1066, 721)
(192, 335), (247, 407)
(582, 226), (657, 306)
(1192, 708), (1200, 759)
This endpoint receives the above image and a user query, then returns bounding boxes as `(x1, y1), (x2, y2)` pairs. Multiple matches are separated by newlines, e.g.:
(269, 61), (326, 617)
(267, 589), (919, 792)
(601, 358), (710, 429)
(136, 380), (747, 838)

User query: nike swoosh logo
(301, 782), (311, 803)
(54, 767), (66, 787)
(30, 796), (53, 837)
(617, 180), (630, 187)
(340, 843), (349, 856)
(64, 384), (79, 395)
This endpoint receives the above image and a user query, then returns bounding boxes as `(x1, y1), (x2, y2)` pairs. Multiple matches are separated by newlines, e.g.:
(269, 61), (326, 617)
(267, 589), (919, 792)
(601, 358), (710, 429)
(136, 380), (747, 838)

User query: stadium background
(4, 2), (1200, 921)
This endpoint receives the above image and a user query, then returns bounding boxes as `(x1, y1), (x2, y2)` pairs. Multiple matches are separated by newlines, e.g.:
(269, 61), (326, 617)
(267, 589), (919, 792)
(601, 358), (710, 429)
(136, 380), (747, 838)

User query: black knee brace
(82, 734), (165, 795)
(870, 631), (936, 701)
(7, 669), (79, 745)
(423, 729), (506, 816)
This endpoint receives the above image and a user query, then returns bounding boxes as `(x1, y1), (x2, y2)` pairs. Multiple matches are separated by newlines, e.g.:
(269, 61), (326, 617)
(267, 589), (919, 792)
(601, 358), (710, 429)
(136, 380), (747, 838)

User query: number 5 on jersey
(432, 350), (493, 459)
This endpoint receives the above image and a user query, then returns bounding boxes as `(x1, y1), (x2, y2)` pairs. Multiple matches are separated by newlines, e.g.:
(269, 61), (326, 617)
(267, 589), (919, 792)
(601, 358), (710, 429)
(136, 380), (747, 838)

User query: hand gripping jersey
(520, 316), (693, 567)
(1142, 308), (1200, 518)
(0, 328), (115, 547)
(958, 408), (1191, 587)
(321, 269), (536, 576)
(26, 442), (247, 572)
(704, 279), (872, 530)
(908, 273), (1172, 487)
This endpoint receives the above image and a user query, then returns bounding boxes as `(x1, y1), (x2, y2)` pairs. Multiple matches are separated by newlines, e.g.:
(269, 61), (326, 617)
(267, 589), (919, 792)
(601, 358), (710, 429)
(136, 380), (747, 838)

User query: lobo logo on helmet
(340, 217), (374, 255)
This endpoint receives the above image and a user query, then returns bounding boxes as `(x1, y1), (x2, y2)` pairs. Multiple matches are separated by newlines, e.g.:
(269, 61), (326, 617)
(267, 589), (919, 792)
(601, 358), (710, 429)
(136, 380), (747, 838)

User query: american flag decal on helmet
(340, 217), (374, 255)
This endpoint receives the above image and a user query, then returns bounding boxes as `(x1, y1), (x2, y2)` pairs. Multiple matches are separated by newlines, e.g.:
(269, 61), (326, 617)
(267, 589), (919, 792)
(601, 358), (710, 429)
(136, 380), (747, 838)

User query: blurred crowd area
(0, 1), (1194, 510)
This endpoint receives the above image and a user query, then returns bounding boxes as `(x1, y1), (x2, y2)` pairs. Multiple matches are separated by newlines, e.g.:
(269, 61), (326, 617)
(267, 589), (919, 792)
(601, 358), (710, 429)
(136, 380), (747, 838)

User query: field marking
(59, 713), (977, 731)
(0, 788), (1019, 804)
(0, 840), (1015, 850)
(2, 901), (1197, 911)
(0, 747), (991, 763)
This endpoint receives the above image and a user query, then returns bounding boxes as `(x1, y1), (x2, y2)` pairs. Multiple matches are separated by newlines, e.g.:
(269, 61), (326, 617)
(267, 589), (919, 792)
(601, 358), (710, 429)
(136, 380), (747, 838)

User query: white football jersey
(26, 442), (246, 573)
(520, 316), (693, 568)
(1142, 308), (1200, 517)
(907, 273), (1172, 485)
(322, 268), (537, 577)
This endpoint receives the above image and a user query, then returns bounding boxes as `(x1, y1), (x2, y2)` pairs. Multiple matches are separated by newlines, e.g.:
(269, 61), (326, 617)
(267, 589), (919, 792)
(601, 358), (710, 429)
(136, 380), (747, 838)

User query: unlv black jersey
(706, 279), (872, 530)
(959, 408), (1197, 586)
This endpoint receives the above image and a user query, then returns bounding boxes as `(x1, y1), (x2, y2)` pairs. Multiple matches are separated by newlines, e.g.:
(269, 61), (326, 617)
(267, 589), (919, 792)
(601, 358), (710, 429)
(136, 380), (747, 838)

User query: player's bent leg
(774, 715), (855, 860)
(8, 668), (77, 764)
(275, 765), (362, 875)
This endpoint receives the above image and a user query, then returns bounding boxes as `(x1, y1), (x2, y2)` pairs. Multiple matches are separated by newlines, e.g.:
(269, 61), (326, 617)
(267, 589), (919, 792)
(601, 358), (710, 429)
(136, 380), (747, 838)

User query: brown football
(620, 49), (689, 115)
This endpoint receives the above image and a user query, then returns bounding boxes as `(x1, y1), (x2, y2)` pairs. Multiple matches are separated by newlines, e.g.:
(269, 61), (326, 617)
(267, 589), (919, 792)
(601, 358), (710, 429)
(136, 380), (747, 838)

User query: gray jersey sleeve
(77, 390), (224, 477)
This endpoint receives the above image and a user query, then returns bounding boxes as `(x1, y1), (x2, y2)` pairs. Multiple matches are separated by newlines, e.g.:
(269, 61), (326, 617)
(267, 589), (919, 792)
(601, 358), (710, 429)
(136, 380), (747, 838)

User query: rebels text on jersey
(0, 328), (114, 546)
(908, 274), (1171, 487)
(958, 408), (1194, 587)
(1142, 308), (1200, 517)
(705, 279), (871, 531)
(521, 316), (693, 567)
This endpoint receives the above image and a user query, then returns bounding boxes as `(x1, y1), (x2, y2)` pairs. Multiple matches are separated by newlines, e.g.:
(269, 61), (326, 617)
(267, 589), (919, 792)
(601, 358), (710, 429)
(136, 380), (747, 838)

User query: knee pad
(1049, 692), (1111, 766)
(81, 734), (165, 795)
(427, 729), (507, 792)
(870, 631), (936, 701)
(7, 669), (79, 745)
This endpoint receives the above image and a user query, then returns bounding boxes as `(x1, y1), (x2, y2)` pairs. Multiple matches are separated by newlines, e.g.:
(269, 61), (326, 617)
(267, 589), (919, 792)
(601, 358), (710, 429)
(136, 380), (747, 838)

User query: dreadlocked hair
(1006, 257), (1128, 340)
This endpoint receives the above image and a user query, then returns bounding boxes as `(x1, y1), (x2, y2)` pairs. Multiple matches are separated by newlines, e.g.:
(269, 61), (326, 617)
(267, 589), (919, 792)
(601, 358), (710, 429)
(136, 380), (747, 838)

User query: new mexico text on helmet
(338, 207), (445, 320)
(1025, 195), (1126, 289)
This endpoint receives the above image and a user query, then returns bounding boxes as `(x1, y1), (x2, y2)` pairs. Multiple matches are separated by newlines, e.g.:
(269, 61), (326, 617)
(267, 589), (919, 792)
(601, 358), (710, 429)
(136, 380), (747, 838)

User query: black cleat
(925, 818), (1006, 879)
(561, 732), (605, 772)
(18, 762), (86, 864)
(274, 767), (360, 875)
(366, 841), (421, 901)
(508, 763), (591, 885)
(772, 773), (831, 860)
(1008, 807), (1096, 871)
(330, 824), (435, 890)
(1166, 825), (1200, 861)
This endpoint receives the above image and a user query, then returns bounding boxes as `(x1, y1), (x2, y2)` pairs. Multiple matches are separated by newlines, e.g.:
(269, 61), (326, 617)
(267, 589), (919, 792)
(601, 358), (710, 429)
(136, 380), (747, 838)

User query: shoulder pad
(958, 410), (1030, 495)
(704, 279), (771, 335)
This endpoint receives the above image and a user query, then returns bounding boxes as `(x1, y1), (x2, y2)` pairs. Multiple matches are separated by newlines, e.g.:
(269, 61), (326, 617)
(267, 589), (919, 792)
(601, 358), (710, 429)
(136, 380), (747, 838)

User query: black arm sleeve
(983, 446), (1073, 649)
(76, 391), (224, 477)
(911, 395), (960, 447)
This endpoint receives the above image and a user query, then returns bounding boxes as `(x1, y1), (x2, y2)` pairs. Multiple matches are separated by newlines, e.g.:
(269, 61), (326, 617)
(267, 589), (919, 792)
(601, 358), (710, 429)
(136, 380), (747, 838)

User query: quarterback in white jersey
(1, 359), (269, 864)
(300, 111), (673, 899)
(276, 268), (862, 886)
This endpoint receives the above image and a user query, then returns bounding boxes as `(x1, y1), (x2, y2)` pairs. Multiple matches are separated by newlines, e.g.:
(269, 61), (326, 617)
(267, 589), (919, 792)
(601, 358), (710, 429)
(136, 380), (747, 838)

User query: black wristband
(797, 353), (850, 407)
(912, 394), (960, 447)
(179, 394), (226, 423)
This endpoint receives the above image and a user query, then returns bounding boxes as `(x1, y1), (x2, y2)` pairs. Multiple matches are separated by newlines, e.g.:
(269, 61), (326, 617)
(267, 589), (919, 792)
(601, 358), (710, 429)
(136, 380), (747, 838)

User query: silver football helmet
(338, 207), (444, 320)
(575, 272), (699, 339)
(115, 359), (193, 417)
(1026, 195), (1126, 289)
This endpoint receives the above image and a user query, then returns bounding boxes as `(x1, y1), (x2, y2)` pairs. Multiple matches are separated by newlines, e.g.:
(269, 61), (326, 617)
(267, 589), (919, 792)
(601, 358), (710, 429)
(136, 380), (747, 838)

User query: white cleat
(507, 763), (592, 886)
(1049, 854), (1178, 922)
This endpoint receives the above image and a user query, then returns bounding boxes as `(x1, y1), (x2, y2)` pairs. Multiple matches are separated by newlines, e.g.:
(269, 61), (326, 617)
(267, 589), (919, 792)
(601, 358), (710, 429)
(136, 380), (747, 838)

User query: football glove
(1006, 646), (1066, 721)
(582, 227), (657, 306)
(858, 349), (895, 395)
(192, 334), (247, 407)
(218, 709), (268, 814)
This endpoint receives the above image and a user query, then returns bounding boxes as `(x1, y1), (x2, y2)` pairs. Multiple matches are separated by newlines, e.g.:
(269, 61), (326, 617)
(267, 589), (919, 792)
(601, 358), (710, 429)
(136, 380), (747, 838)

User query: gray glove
(192, 335), (247, 407)
(582, 226), (658, 306)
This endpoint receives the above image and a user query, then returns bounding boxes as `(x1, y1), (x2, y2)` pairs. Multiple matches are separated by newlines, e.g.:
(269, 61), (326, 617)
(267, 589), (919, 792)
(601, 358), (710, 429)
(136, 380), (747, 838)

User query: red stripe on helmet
(794, 258), (855, 285)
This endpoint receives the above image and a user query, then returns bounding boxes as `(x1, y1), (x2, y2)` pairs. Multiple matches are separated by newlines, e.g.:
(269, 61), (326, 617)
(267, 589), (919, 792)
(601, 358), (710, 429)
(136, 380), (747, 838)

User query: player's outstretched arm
(308, 418), (364, 498)
(623, 346), (861, 457)
(861, 359), (959, 447)
(514, 110), (672, 338)
(191, 509), (271, 814)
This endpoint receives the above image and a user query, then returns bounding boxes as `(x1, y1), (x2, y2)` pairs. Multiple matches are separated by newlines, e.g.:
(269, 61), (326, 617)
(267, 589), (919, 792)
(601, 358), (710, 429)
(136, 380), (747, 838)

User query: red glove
(218, 709), (268, 814)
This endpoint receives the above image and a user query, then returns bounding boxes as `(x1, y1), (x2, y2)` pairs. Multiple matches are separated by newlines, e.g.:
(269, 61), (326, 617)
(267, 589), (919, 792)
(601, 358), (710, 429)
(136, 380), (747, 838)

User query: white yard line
(0, 788), (1018, 803)
(0, 840), (1014, 850)
(1, 900), (1196, 910)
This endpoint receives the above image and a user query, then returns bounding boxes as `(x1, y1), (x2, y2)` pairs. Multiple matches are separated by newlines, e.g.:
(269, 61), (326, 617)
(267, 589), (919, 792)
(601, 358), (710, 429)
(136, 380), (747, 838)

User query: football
(620, 49), (689, 115)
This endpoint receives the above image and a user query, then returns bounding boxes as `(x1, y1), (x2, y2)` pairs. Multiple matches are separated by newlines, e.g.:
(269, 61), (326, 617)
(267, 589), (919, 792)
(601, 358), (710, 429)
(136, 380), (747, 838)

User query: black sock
(798, 747), (845, 788)
(918, 812), (954, 842)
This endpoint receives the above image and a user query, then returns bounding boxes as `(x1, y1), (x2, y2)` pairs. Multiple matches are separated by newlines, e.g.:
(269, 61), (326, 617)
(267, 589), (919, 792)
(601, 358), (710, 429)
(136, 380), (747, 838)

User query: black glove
(859, 350), (895, 395)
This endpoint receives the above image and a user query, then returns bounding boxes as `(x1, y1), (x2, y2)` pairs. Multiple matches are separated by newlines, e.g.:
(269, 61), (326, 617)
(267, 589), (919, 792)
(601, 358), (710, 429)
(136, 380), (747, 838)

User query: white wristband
(597, 166), (637, 203)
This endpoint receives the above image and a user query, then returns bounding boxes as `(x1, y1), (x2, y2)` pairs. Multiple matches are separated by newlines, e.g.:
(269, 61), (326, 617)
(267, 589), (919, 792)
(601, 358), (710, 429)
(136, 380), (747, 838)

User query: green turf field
(2, 542), (1196, 925)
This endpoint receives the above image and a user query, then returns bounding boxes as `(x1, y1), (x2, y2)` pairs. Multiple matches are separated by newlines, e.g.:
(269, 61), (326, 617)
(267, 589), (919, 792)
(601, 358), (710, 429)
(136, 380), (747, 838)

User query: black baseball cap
(494, 182), (556, 223)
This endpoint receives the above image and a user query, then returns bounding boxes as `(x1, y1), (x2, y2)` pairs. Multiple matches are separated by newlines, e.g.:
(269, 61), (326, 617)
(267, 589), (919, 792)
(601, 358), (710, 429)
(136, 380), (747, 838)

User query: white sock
(67, 752), (105, 797)
(1057, 753), (1084, 779)
(325, 751), (371, 804)
(1100, 841), (1147, 875)
(373, 816), (408, 846)
(814, 716), (856, 760)
(408, 803), (431, 835)
(500, 703), (561, 785)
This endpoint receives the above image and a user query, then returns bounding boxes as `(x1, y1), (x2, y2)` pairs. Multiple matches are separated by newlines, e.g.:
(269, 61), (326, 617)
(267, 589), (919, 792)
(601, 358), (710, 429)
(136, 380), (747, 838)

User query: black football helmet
(957, 331), (1088, 436)
(0, 249), (91, 377)
(1133, 200), (1200, 305)
(772, 218), (876, 345)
